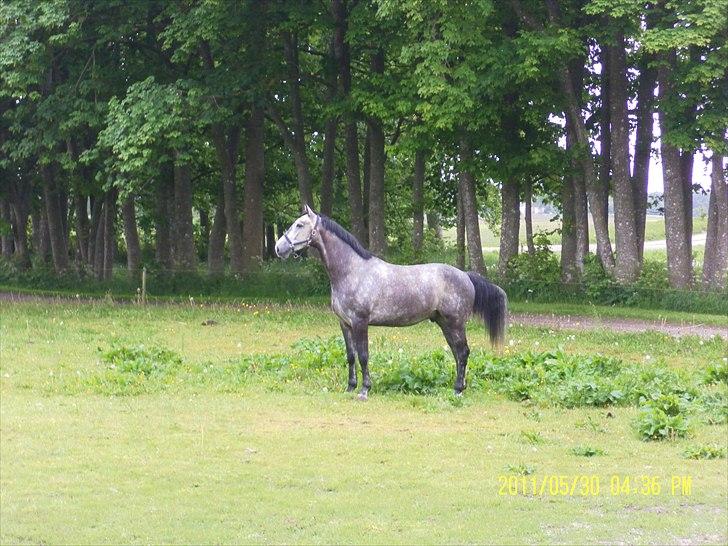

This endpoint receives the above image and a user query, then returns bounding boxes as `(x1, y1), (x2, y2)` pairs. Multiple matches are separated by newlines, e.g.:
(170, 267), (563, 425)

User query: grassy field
(444, 214), (709, 248)
(1, 300), (726, 544)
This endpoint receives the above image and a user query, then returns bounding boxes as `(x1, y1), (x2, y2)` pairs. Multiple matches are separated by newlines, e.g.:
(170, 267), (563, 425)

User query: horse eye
(296, 223), (303, 228)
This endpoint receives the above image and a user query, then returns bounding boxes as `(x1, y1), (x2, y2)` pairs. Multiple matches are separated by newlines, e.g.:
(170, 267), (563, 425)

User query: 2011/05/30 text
(497, 475), (693, 497)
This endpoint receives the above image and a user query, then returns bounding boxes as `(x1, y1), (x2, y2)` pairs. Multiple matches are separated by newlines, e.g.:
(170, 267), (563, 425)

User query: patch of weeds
(683, 444), (727, 460)
(373, 349), (453, 395)
(505, 462), (535, 476)
(704, 361), (728, 385)
(635, 394), (691, 441)
(524, 409), (542, 422)
(87, 344), (183, 395)
(570, 445), (606, 457)
(692, 390), (728, 425)
(575, 415), (606, 433)
(520, 430), (544, 445)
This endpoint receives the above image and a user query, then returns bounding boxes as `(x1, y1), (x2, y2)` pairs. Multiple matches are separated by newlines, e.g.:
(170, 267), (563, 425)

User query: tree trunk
(74, 193), (89, 265)
(320, 38), (338, 217)
(633, 53), (656, 259)
(524, 180), (535, 255)
(681, 150), (694, 252)
(121, 194), (141, 278)
(101, 189), (116, 281)
(426, 212), (442, 240)
(87, 196), (101, 268)
(172, 156), (197, 271)
(0, 197), (13, 259)
(609, 34), (641, 283)
(574, 170), (589, 269)
(282, 31), (314, 208)
(561, 171), (578, 284)
(599, 45), (612, 226)
(702, 154), (727, 289)
(7, 181), (29, 267)
(412, 149), (425, 255)
(199, 207), (210, 249)
(459, 138), (485, 275)
(456, 189), (465, 270)
(242, 105), (266, 271)
(207, 187), (226, 275)
(498, 178), (520, 279)
(41, 166), (69, 273)
(155, 177), (173, 270)
(211, 126), (245, 275)
(367, 49), (387, 255)
(265, 224), (276, 260)
(362, 125), (371, 232)
(564, 101), (614, 273)
(658, 52), (693, 288)
(332, 0), (366, 243)
(93, 199), (106, 280)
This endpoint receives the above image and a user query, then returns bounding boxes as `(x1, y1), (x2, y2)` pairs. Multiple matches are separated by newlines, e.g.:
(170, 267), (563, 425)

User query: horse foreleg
(437, 320), (470, 394)
(340, 321), (357, 392)
(352, 322), (371, 400)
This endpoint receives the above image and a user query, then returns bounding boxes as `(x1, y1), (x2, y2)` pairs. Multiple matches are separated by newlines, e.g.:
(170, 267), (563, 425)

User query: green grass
(1, 300), (726, 544)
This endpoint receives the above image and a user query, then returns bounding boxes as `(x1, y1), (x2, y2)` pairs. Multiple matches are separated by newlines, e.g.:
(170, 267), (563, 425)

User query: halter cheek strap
(284, 214), (319, 251)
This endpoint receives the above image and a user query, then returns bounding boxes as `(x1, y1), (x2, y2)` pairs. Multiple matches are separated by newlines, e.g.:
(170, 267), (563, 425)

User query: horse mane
(319, 215), (374, 260)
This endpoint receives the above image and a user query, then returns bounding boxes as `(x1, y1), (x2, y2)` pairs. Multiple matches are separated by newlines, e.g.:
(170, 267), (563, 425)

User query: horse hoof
(357, 392), (368, 401)
(346, 385), (356, 392)
(454, 390), (463, 397)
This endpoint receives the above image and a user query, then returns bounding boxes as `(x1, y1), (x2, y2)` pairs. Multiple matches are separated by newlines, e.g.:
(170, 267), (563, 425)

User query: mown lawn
(1, 301), (726, 545)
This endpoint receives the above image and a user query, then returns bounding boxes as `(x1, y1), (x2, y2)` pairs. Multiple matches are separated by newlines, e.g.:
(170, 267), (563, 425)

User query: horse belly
(367, 287), (437, 326)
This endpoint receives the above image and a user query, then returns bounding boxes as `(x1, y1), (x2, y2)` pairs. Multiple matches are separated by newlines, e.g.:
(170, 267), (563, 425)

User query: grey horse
(276, 205), (507, 399)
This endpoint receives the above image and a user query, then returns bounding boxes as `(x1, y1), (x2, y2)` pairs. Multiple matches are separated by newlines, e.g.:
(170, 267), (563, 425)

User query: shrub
(704, 361), (728, 385)
(635, 394), (691, 441)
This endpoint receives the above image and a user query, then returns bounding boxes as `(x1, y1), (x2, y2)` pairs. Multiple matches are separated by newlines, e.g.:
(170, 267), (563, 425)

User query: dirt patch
(510, 312), (726, 340)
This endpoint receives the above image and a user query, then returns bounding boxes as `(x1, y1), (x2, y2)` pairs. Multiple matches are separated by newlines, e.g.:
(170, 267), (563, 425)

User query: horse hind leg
(351, 321), (371, 400)
(340, 321), (357, 392)
(437, 319), (470, 394)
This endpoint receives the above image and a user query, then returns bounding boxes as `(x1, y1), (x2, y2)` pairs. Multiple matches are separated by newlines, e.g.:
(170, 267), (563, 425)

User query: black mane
(320, 215), (374, 260)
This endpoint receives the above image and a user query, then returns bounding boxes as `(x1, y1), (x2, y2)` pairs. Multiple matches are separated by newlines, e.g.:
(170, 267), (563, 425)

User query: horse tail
(467, 272), (507, 348)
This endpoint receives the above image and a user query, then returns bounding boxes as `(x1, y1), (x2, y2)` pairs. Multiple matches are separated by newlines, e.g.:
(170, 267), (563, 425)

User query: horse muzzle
(275, 239), (293, 259)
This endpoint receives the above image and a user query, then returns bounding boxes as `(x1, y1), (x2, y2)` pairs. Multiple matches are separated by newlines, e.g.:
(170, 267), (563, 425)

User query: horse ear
(305, 204), (316, 217)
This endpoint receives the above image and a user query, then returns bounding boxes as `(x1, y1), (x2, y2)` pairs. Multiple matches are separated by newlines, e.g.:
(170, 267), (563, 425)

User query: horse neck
(314, 228), (363, 282)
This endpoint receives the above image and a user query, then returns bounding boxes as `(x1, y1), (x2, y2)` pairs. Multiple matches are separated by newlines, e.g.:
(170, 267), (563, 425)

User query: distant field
(444, 214), (709, 249)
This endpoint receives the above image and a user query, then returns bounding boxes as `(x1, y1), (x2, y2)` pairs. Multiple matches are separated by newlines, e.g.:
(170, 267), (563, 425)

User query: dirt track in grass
(2, 291), (725, 340)
(508, 312), (726, 340)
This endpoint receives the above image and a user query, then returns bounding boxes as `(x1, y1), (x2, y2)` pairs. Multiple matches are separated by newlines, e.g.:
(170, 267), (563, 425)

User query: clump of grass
(505, 462), (535, 476)
(683, 444), (727, 460)
(520, 430), (544, 445)
(570, 445), (606, 457)
(575, 415), (606, 433)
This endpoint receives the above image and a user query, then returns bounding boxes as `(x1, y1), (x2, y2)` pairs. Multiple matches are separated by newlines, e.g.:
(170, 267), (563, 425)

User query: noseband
(283, 214), (320, 252)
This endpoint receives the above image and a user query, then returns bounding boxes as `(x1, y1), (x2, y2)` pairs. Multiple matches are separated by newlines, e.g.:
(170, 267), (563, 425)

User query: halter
(283, 213), (319, 252)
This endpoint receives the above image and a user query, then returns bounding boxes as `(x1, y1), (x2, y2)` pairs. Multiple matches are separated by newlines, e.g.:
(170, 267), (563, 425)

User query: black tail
(467, 272), (507, 348)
